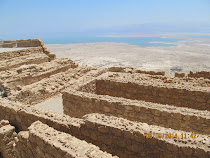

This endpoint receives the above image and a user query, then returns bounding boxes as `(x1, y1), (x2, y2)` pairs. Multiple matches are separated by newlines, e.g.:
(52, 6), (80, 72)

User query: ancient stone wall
(0, 43), (16, 48)
(188, 71), (210, 80)
(0, 119), (116, 158)
(62, 89), (210, 134)
(9, 66), (93, 105)
(16, 39), (44, 47)
(96, 79), (210, 111)
(16, 121), (116, 158)
(0, 58), (78, 91)
(175, 72), (185, 77)
(0, 120), (17, 158)
(0, 47), (43, 60)
(3, 40), (16, 44)
(0, 39), (52, 55)
(107, 67), (165, 76)
(0, 98), (82, 134)
(174, 71), (210, 79)
(0, 98), (209, 158)
(0, 40), (16, 48)
(15, 39), (56, 61)
(0, 47), (49, 72)
(79, 114), (209, 158)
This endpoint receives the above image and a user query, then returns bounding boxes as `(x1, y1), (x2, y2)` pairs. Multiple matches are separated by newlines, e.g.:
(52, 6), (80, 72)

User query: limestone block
(3, 40), (16, 44)
(0, 120), (9, 128)
(48, 53), (56, 61)
(16, 39), (44, 47)
(175, 72), (185, 77)
(1, 43), (16, 48)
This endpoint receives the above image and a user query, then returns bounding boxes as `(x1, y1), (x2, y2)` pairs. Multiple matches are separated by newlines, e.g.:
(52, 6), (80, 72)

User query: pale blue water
(1, 34), (186, 47)
(41, 36), (183, 47)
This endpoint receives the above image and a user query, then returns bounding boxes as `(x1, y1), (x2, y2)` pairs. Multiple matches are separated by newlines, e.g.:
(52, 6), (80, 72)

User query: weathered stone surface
(0, 97), (209, 158)
(1, 43), (16, 48)
(175, 72), (185, 77)
(0, 39), (210, 158)
(16, 39), (44, 47)
(3, 40), (16, 44)
(0, 47), (50, 71)
(82, 113), (209, 158)
(9, 66), (93, 104)
(0, 120), (9, 128)
(63, 89), (210, 134)
(0, 122), (17, 158)
(1, 58), (78, 90)
(16, 121), (117, 158)
(107, 66), (165, 76)
(95, 76), (210, 110)
(188, 71), (210, 80)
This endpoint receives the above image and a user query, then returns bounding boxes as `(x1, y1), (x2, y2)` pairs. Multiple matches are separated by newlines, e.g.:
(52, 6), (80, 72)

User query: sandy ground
(0, 47), (29, 53)
(35, 94), (63, 114)
(46, 41), (210, 74)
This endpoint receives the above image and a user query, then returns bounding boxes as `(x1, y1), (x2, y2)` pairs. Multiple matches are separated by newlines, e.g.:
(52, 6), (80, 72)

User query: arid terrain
(46, 41), (210, 76)
(0, 39), (209, 158)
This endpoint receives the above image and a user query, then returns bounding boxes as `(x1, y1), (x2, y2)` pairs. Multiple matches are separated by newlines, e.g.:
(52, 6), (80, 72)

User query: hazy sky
(0, 0), (210, 34)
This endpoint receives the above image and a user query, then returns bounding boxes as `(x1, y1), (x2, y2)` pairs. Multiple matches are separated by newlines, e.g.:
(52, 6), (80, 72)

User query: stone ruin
(0, 39), (209, 158)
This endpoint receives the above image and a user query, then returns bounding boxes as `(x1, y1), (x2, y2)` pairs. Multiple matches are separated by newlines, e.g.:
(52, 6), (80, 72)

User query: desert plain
(46, 36), (210, 76)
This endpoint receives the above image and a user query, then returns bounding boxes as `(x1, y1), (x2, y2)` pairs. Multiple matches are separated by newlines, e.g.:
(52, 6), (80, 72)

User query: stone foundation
(107, 67), (165, 76)
(188, 71), (210, 80)
(0, 120), (17, 158)
(0, 43), (16, 48)
(0, 47), (43, 61)
(80, 113), (209, 158)
(0, 99), (209, 158)
(0, 40), (16, 48)
(9, 66), (93, 105)
(3, 40), (16, 44)
(0, 119), (116, 158)
(0, 47), (49, 72)
(0, 98), (82, 133)
(175, 72), (185, 77)
(16, 121), (116, 158)
(16, 39), (44, 47)
(93, 72), (210, 111)
(63, 89), (210, 134)
(1, 58), (78, 91)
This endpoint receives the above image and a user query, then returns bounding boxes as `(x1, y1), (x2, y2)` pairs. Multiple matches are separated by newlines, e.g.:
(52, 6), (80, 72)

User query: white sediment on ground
(46, 42), (210, 74)
(0, 47), (30, 53)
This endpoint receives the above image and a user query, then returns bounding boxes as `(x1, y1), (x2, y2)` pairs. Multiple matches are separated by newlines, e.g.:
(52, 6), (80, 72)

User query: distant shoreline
(42, 33), (210, 47)
(100, 32), (210, 38)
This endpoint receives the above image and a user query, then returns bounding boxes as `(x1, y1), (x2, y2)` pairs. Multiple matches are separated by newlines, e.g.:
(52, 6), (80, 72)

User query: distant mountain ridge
(88, 22), (210, 34)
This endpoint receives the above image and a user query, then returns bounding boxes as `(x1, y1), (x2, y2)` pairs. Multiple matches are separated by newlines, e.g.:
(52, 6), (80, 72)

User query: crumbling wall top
(16, 39), (44, 47)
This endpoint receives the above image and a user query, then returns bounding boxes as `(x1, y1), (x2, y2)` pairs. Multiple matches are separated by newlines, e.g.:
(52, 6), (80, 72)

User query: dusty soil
(35, 94), (63, 114)
(46, 42), (210, 75)
(0, 48), (29, 53)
